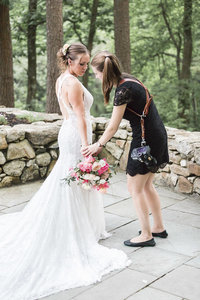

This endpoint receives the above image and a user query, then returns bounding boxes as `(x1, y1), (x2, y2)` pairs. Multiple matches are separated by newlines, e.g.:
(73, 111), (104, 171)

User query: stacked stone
(0, 111), (200, 196)
(94, 119), (200, 196)
(93, 117), (132, 169)
(155, 127), (200, 195)
(0, 120), (62, 188)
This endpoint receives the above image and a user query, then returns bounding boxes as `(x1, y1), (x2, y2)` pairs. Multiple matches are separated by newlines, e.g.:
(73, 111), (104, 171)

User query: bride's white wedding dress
(0, 74), (130, 300)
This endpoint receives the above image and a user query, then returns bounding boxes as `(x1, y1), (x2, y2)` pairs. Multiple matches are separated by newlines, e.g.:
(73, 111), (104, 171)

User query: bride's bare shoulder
(62, 74), (82, 89)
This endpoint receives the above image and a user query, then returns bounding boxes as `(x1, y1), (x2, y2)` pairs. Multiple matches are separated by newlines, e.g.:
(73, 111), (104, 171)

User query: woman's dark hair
(91, 51), (123, 104)
(57, 42), (89, 72)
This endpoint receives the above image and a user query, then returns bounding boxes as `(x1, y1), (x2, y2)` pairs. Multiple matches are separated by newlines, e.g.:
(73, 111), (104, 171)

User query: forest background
(0, 0), (199, 131)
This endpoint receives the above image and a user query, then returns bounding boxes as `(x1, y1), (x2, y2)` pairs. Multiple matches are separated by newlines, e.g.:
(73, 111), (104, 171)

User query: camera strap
(118, 78), (152, 146)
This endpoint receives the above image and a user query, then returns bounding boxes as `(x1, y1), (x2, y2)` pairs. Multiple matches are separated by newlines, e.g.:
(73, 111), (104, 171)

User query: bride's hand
(81, 143), (102, 157)
(81, 145), (89, 157)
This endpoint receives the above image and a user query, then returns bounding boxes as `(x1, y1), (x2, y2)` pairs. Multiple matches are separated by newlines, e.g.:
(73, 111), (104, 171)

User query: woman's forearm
(98, 125), (117, 146)
(80, 123), (118, 157)
(97, 106), (126, 146)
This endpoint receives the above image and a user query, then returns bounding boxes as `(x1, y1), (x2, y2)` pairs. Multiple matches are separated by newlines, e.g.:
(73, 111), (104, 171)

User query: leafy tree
(82, 0), (99, 88)
(62, 0), (114, 116)
(160, 0), (193, 128)
(6, 0), (199, 130)
(129, 0), (199, 130)
(9, 0), (46, 110)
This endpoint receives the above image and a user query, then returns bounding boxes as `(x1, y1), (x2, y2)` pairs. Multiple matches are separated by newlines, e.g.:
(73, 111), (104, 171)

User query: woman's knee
(144, 182), (154, 194)
(144, 174), (155, 193)
(127, 181), (144, 196)
(127, 174), (149, 195)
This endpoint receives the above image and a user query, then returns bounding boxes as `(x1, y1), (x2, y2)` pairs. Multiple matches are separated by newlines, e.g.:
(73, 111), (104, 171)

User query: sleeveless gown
(0, 74), (130, 300)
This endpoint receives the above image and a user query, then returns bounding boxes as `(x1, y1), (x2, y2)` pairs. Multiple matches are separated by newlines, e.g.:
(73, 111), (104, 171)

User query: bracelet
(97, 141), (103, 147)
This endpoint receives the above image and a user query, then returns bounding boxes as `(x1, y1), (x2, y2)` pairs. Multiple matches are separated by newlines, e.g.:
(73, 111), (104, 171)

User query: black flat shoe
(138, 230), (168, 238)
(124, 238), (156, 247)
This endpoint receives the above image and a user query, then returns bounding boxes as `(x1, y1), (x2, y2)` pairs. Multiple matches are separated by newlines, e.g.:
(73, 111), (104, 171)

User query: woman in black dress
(82, 51), (169, 247)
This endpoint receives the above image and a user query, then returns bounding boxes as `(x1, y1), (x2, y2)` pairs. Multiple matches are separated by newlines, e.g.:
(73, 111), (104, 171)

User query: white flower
(83, 174), (96, 180)
(94, 176), (100, 181)
(92, 162), (101, 171)
(99, 159), (106, 167)
(100, 179), (106, 184)
(62, 43), (70, 55)
(82, 183), (91, 190)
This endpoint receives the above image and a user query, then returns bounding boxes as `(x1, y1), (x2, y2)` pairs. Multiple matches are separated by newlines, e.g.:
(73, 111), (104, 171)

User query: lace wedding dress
(0, 74), (130, 300)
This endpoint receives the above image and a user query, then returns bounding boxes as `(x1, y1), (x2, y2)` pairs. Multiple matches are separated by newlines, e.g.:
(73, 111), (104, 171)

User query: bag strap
(118, 78), (152, 145)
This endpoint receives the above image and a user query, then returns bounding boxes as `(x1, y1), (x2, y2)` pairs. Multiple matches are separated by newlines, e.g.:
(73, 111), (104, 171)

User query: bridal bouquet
(64, 156), (112, 193)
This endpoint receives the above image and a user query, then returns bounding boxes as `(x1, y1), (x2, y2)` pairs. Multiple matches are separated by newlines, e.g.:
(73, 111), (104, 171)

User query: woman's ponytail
(91, 51), (122, 104)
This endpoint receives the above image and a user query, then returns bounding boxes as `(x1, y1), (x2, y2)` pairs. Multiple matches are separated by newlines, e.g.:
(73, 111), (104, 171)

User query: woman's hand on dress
(81, 143), (102, 157)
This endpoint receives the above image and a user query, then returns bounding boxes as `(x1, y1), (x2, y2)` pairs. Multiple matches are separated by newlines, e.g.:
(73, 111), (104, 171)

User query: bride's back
(56, 73), (80, 120)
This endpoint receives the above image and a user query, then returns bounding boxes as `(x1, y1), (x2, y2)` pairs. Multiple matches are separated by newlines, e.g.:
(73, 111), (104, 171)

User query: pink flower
(77, 162), (84, 171)
(70, 171), (77, 178)
(98, 163), (109, 175)
(84, 162), (93, 173)
(85, 155), (95, 163)
(101, 171), (109, 180)
(83, 179), (89, 184)
(102, 182), (109, 189)
(95, 181), (109, 191)
(65, 156), (111, 194)
(74, 172), (79, 179)
(78, 162), (92, 173)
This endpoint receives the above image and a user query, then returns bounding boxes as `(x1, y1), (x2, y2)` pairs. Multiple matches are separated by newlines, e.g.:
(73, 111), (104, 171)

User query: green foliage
(16, 113), (45, 123)
(0, 115), (8, 125)
(10, 0), (46, 111)
(9, 0), (200, 131)
(62, 0), (114, 116)
(62, 0), (113, 46)
(0, 0), (10, 5)
(10, 0), (113, 113)
(129, 0), (200, 131)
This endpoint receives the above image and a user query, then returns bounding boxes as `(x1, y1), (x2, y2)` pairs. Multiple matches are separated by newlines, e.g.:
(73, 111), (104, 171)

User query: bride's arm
(82, 104), (127, 156)
(67, 80), (88, 147)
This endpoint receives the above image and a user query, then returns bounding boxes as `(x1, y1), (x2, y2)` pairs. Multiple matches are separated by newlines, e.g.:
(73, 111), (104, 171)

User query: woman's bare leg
(144, 173), (165, 233)
(127, 173), (153, 243)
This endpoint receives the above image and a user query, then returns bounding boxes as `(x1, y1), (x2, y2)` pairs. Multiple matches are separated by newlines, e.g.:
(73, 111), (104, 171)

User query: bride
(0, 42), (130, 300)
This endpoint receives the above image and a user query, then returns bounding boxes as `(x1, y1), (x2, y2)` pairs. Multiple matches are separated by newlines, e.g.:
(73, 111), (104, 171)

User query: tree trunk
(82, 0), (99, 88)
(46, 0), (63, 113)
(114, 0), (131, 73)
(26, 0), (37, 110)
(160, 1), (182, 80)
(178, 0), (193, 123)
(0, 3), (14, 107)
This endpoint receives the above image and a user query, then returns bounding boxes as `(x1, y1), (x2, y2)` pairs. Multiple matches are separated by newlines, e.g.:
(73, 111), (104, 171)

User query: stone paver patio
(0, 171), (200, 300)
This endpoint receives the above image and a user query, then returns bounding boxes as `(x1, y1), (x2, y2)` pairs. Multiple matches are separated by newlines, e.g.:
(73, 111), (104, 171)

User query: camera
(131, 145), (157, 171)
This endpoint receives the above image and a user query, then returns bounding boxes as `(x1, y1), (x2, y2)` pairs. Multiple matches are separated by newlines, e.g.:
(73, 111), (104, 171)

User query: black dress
(114, 81), (169, 177)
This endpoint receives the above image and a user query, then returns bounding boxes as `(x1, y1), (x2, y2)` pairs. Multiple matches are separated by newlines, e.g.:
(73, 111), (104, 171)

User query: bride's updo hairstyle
(91, 51), (122, 104)
(57, 42), (89, 72)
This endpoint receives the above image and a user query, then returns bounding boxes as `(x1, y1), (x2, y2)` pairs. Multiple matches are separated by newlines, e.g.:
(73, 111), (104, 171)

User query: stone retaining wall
(95, 117), (200, 196)
(0, 108), (63, 187)
(0, 110), (200, 196)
